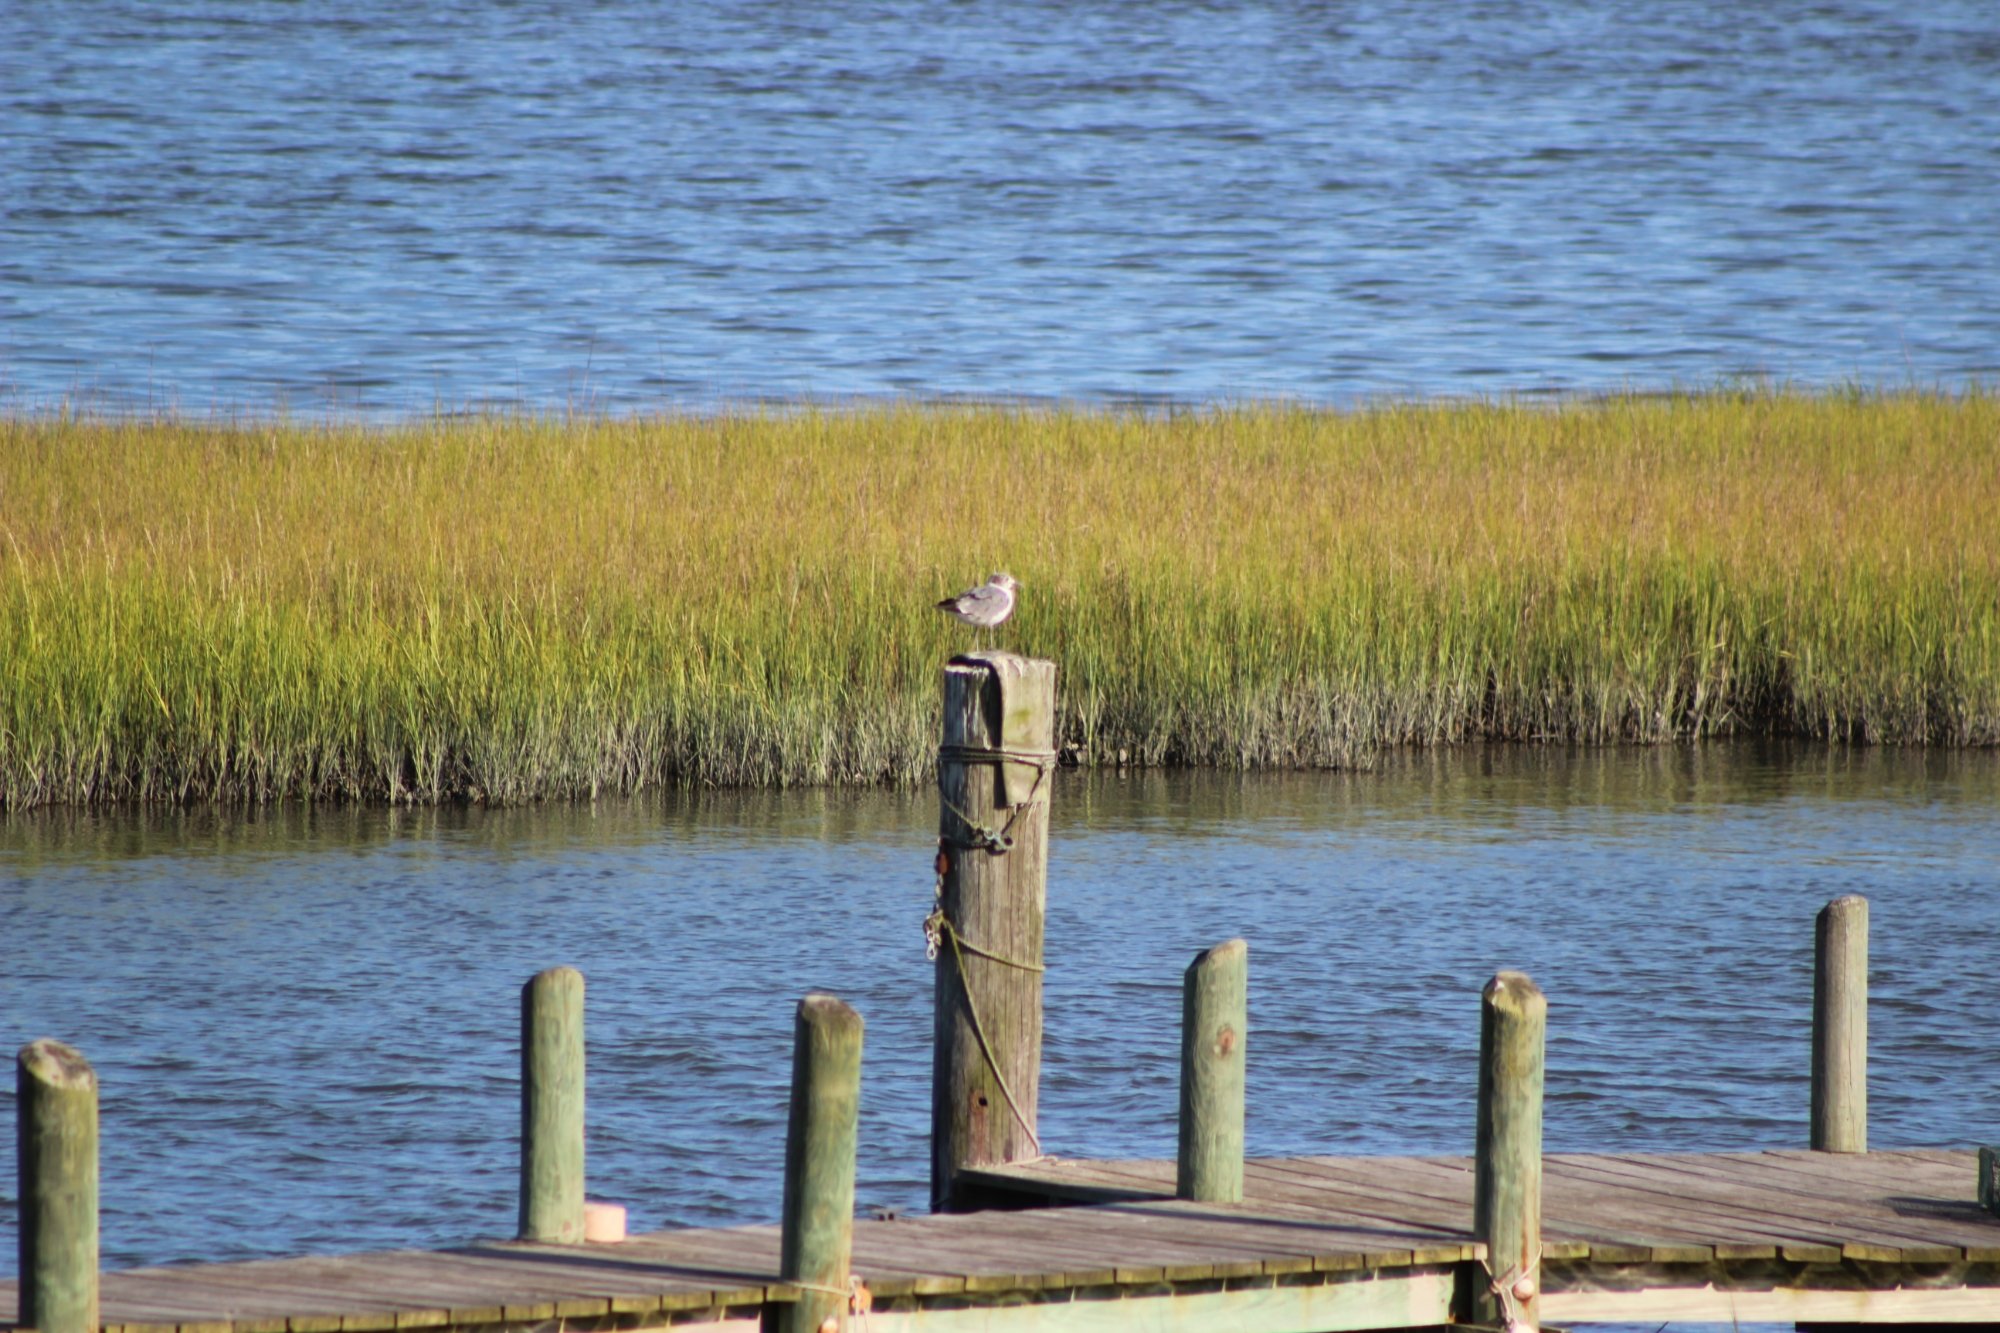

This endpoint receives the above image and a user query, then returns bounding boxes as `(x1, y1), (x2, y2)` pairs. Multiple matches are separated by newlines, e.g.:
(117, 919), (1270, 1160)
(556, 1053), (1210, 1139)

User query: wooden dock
(12, 657), (2000, 1330)
(6, 1148), (2000, 1331)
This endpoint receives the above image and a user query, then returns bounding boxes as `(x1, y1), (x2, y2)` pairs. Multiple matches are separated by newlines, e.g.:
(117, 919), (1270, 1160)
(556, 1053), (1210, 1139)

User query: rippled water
(3, 2), (1997, 414)
(3, 743), (1998, 1286)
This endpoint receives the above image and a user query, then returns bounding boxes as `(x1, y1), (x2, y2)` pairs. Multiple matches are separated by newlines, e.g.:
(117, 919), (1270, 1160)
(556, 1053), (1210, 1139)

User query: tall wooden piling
(1812, 893), (1868, 1153)
(18, 1039), (99, 1333)
(931, 651), (1056, 1212)
(1177, 938), (1247, 1203)
(780, 995), (864, 1333)
(519, 966), (586, 1242)
(1473, 971), (1545, 1332)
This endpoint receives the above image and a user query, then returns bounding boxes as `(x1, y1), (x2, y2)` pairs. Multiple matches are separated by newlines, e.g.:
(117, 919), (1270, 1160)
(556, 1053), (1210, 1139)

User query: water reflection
(10, 739), (1994, 858)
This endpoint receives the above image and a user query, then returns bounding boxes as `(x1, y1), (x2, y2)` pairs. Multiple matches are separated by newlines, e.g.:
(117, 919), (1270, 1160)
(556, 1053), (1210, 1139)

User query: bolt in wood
(1177, 938), (1248, 1203)
(1473, 970), (1545, 1331)
(18, 1039), (99, 1333)
(1812, 893), (1868, 1153)
(518, 966), (586, 1242)
(780, 994), (864, 1333)
(932, 651), (1055, 1212)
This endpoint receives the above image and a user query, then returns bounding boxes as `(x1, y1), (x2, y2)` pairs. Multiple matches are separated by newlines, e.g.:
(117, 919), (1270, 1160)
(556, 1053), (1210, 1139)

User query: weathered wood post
(1812, 894), (1868, 1153)
(18, 1039), (99, 1333)
(780, 995), (864, 1333)
(519, 966), (586, 1242)
(1980, 1146), (2000, 1218)
(1473, 971), (1545, 1332)
(1178, 938), (1247, 1203)
(931, 650), (1056, 1212)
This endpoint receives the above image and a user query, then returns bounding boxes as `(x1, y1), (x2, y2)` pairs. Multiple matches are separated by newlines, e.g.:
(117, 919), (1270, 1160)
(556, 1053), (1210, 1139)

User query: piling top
(1192, 938), (1248, 969)
(940, 651), (1056, 806)
(18, 1038), (96, 1089)
(942, 653), (1057, 745)
(946, 648), (1048, 671)
(1483, 970), (1547, 1017)
(797, 993), (864, 1033)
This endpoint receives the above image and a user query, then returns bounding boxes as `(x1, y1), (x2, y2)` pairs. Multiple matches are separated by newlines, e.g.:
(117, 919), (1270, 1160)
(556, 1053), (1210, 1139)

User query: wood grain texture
(778, 995), (863, 1333)
(1474, 971), (1545, 1329)
(1176, 940), (1247, 1204)
(1812, 894), (1868, 1153)
(932, 652), (1055, 1212)
(17, 1038), (100, 1333)
(851, 1269), (1457, 1333)
(7, 1148), (1997, 1333)
(518, 968), (586, 1243)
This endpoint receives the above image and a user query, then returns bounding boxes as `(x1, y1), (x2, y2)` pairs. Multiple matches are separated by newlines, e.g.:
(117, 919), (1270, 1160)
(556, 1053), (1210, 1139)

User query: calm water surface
(3, 742), (1998, 1298)
(3, 2), (1997, 413)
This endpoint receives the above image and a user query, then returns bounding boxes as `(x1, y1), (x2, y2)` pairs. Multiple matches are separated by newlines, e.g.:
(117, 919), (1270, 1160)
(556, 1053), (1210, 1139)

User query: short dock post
(519, 966), (586, 1242)
(1812, 894), (1867, 1153)
(1177, 938), (1247, 1203)
(931, 651), (1056, 1212)
(1473, 971), (1545, 1332)
(780, 995), (864, 1333)
(17, 1039), (99, 1333)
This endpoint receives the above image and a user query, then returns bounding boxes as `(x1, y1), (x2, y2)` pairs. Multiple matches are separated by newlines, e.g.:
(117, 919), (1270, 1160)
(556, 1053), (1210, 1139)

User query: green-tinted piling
(18, 1039), (99, 1333)
(518, 966), (586, 1242)
(1812, 894), (1868, 1153)
(1473, 971), (1545, 1332)
(1177, 938), (1248, 1203)
(780, 995), (864, 1333)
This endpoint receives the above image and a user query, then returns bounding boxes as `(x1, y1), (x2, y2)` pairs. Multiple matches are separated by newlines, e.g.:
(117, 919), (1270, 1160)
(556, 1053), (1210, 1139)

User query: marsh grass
(3, 391), (1995, 806)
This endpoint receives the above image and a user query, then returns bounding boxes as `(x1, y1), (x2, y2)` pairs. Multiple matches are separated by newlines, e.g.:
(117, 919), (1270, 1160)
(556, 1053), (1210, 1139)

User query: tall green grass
(3, 391), (1995, 806)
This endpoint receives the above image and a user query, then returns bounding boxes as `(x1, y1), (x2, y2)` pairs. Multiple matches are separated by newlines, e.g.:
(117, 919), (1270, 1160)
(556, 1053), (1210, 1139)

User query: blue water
(3, 2), (1997, 415)
(3, 744), (1998, 1301)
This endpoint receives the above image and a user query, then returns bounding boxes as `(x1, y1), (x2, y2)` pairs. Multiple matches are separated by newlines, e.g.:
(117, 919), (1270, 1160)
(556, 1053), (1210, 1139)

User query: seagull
(936, 572), (1018, 634)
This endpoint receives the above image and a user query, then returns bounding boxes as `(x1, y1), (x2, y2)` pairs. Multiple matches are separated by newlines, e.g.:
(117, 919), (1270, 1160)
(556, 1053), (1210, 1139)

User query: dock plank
(1597, 1151), (1990, 1242)
(938, 1205), (1337, 1280)
(1544, 1155), (1980, 1258)
(1243, 1157), (1656, 1260)
(6, 1149), (1994, 1333)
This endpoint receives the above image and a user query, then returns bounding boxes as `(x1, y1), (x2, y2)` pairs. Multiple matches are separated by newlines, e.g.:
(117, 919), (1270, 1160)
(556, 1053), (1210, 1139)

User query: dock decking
(8, 1148), (1998, 1331)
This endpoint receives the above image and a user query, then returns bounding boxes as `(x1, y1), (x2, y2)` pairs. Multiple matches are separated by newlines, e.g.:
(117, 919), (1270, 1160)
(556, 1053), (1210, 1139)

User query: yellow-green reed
(3, 390), (1995, 806)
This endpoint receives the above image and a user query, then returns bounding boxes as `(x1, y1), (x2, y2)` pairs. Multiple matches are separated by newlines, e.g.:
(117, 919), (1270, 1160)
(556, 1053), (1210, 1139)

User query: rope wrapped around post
(936, 743), (1054, 853)
(931, 651), (1056, 1212)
